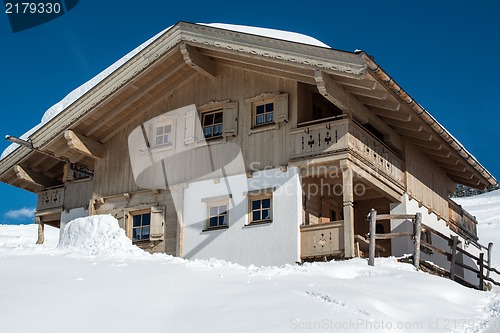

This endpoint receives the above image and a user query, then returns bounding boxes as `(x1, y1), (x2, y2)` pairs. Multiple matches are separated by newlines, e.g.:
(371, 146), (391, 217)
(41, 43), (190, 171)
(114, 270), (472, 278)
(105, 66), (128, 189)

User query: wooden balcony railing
(291, 118), (404, 186)
(448, 199), (478, 241)
(37, 186), (65, 212)
(300, 221), (344, 259)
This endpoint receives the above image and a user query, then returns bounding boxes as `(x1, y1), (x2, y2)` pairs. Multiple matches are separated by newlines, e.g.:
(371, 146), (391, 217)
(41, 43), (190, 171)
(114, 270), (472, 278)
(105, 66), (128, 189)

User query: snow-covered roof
(1, 23), (330, 159)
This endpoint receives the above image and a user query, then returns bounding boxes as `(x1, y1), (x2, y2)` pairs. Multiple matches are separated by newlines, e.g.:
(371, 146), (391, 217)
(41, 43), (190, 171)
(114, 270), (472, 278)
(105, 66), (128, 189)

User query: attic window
(254, 100), (274, 126)
(155, 124), (172, 146)
(202, 109), (223, 139)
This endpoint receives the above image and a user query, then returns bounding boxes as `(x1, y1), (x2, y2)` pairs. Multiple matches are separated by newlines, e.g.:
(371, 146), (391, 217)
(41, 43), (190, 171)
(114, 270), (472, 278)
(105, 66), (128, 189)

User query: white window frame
(202, 196), (230, 231)
(248, 190), (273, 224)
(201, 108), (224, 140)
(148, 115), (177, 152)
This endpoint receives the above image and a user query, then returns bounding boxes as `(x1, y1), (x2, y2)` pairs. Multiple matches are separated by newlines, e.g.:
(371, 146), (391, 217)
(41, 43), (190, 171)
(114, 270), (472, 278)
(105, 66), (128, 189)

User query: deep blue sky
(0, 1), (498, 224)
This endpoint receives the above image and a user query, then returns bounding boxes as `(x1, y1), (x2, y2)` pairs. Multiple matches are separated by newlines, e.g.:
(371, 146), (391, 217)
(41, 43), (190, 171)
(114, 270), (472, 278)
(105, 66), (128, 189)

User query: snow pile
(58, 215), (143, 256)
(0, 223), (59, 252)
(1, 23), (329, 160)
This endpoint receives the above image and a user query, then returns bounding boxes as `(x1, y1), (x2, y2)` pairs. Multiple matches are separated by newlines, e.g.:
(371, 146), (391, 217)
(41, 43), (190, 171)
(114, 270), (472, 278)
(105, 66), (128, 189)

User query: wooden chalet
(0, 22), (497, 279)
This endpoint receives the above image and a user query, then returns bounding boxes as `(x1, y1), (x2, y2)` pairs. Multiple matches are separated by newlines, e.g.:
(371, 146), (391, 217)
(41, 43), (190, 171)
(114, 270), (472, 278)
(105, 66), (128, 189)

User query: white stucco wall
(390, 194), (482, 286)
(60, 207), (88, 239)
(182, 167), (302, 266)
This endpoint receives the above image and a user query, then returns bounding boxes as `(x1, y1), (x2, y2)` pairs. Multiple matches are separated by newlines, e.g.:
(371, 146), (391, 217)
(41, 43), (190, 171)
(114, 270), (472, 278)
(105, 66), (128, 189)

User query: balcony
(290, 117), (404, 186)
(300, 221), (344, 259)
(37, 186), (65, 212)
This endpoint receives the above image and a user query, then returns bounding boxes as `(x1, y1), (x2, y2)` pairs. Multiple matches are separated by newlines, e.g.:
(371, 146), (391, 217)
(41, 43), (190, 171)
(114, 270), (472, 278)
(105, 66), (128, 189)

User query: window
(132, 212), (151, 241)
(155, 124), (172, 146)
(207, 203), (228, 228)
(254, 101), (274, 126)
(202, 109), (223, 139)
(249, 192), (272, 223)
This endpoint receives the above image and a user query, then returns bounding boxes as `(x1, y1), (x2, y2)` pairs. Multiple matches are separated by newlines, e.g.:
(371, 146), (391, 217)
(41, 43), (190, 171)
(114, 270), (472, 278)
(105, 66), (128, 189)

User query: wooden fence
(367, 209), (499, 291)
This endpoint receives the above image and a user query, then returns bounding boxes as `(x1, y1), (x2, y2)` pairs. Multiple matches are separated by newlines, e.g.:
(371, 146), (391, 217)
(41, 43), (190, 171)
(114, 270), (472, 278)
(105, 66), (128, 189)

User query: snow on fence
(367, 208), (500, 291)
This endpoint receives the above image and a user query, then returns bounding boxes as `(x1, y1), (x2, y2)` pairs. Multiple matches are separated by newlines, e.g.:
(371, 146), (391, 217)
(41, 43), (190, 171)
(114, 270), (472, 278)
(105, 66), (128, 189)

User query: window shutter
(274, 93), (289, 123)
(150, 206), (165, 241)
(184, 109), (196, 145)
(222, 102), (238, 137)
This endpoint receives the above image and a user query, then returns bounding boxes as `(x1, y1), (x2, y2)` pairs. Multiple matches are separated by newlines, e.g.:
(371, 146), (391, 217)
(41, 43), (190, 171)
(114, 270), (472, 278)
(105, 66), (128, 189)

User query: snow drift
(58, 214), (143, 256)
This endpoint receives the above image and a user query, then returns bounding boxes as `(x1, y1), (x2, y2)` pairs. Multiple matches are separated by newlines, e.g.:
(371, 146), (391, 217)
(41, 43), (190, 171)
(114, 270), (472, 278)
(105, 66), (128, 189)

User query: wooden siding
(63, 180), (92, 210)
(405, 142), (450, 220)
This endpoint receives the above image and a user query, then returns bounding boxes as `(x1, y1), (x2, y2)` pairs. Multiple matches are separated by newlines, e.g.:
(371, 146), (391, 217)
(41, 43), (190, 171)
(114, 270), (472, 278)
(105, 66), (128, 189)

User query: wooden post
(341, 160), (355, 258)
(368, 208), (376, 266)
(449, 236), (458, 281)
(413, 212), (422, 270)
(478, 252), (484, 290)
(487, 242), (493, 278)
(36, 216), (44, 245)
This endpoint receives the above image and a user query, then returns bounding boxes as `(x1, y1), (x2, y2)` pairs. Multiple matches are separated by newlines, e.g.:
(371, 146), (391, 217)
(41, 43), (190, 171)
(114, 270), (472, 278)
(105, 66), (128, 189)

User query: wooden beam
(424, 149), (451, 158)
(344, 85), (388, 100)
(180, 43), (216, 78)
(398, 129), (433, 141)
(14, 165), (61, 188)
(383, 118), (423, 132)
(450, 175), (482, 187)
(426, 154), (460, 166)
(331, 74), (378, 90)
(407, 138), (443, 151)
(370, 107), (412, 122)
(445, 169), (474, 180)
(435, 161), (466, 173)
(314, 70), (402, 151)
(64, 130), (103, 160)
(356, 95), (401, 112)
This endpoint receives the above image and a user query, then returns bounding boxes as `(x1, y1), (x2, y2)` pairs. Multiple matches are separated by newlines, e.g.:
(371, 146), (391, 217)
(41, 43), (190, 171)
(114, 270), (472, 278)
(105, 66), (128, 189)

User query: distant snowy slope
(455, 190), (500, 269)
(1, 23), (329, 160)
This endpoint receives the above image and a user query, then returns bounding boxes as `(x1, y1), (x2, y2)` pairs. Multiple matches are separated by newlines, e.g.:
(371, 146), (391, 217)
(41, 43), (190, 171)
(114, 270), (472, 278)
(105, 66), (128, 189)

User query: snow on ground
(1, 214), (500, 332)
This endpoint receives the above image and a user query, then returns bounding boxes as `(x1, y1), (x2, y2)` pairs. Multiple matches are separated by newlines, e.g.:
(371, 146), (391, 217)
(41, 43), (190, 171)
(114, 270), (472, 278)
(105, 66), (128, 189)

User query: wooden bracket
(180, 43), (216, 78)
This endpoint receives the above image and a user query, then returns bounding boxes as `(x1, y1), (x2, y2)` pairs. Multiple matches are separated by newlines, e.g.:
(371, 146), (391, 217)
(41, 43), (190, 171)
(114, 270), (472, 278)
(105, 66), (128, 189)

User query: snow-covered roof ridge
(1, 22), (330, 160)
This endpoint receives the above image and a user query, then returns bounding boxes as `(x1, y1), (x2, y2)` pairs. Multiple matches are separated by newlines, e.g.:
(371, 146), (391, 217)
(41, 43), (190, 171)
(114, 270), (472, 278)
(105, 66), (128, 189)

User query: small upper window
(254, 101), (274, 126)
(208, 203), (228, 228)
(202, 109), (223, 139)
(132, 212), (151, 241)
(155, 124), (172, 146)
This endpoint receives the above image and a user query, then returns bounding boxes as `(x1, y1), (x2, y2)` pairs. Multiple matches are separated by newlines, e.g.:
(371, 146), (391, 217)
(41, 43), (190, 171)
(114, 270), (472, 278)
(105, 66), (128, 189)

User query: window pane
(252, 200), (260, 210)
(133, 228), (140, 241)
(256, 104), (264, 115)
(262, 198), (270, 209)
(204, 127), (213, 138)
(209, 216), (218, 227)
(214, 112), (223, 124)
(210, 206), (218, 217)
(142, 214), (150, 226)
(256, 115), (264, 125)
(219, 205), (227, 214)
(203, 113), (214, 126)
(265, 113), (273, 123)
(142, 226), (150, 238)
(155, 137), (163, 146)
(262, 209), (270, 220)
(253, 211), (261, 221)
(265, 103), (274, 112)
(213, 124), (222, 136)
(164, 134), (171, 143)
(133, 215), (141, 227)
(164, 125), (171, 133)
(219, 216), (226, 226)
(156, 127), (163, 135)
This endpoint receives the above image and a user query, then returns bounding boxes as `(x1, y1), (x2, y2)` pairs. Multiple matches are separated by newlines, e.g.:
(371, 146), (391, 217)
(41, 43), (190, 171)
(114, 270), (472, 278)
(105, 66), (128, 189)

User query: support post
(36, 216), (44, 245)
(413, 212), (422, 270)
(487, 242), (493, 278)
(449, 236), (458, 281)
(341, 160), (355, 258)
(478, 253), (484, 290)
(368, 208), (377, 266)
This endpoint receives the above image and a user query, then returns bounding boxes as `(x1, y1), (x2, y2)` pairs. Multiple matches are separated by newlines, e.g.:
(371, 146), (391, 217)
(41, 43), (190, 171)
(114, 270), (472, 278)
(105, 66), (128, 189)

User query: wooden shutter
(150, 206), (165, 241)
(274, 93), (289, 123)
(184, 109), (196, 145)
(222, 102), (238, 137)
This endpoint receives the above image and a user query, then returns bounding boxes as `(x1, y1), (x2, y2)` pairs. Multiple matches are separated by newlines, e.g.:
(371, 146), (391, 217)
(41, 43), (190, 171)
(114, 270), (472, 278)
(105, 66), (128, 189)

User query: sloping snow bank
(58, 215), (143, 256)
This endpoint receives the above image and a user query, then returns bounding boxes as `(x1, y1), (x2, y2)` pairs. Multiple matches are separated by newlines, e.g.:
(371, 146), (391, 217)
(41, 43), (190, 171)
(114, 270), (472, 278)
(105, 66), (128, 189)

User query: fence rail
(367, 209), (498, 291)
